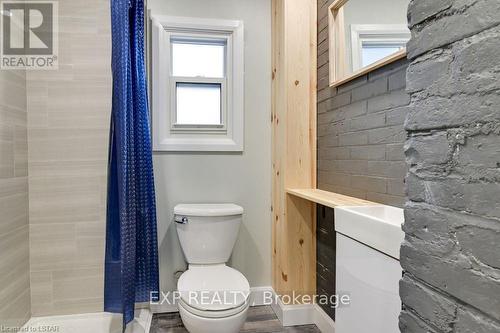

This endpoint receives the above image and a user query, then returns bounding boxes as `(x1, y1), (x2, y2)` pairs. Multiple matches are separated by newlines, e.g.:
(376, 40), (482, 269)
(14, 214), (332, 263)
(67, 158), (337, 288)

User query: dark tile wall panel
(316, 205), (335, 320)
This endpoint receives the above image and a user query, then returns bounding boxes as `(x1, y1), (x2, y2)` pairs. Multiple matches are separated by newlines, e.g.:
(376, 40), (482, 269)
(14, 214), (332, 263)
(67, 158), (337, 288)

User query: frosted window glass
(362, 45), (402, 67)
(176, 83), (222, 125)
(172, 42), (225, 78)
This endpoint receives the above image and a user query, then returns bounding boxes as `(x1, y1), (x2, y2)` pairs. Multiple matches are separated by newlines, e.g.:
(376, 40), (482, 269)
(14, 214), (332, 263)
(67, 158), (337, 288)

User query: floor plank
(150, 306), (321, 333)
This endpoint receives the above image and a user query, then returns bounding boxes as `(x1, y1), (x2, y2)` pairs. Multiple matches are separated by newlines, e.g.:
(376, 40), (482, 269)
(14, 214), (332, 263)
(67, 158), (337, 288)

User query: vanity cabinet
(335, 205), (404, 333)
(335, 234), (402, 333)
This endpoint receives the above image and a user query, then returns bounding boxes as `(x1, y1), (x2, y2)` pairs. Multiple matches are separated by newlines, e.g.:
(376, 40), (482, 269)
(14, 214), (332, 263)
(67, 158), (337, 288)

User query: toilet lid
(178, 265), (250, 312)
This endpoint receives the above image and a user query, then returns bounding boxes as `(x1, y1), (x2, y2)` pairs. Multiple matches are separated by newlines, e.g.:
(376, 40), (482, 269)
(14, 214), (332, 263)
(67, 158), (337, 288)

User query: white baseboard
(126, 308), (153, 333)
(270, 290), (335, 333)
(150, 302), (178, 314)
(313, 304), (335, 333)
(274, 298), (315, 326)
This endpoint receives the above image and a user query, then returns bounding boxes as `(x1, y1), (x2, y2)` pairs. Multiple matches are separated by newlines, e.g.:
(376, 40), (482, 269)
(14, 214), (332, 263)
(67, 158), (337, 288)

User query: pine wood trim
(272, 0), (317, 301)
(287, 188), (376, 208)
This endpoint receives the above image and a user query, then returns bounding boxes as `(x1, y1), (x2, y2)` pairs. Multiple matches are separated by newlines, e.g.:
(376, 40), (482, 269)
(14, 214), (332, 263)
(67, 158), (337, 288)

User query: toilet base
(178, 301), (249, 333)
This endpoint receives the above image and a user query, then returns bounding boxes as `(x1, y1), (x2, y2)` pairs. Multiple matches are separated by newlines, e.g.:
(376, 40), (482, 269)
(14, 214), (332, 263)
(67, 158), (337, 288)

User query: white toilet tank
(174, 204), (244, 265)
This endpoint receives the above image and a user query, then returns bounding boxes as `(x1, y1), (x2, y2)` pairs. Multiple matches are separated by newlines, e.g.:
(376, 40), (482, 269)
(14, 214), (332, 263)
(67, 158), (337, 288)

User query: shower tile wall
(0, 70), (30, 327)
(27, 0), (111, 316)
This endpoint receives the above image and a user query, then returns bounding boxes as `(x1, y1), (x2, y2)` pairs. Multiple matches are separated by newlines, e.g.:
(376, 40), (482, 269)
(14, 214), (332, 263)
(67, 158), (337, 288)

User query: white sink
(335, 205), (405, 259)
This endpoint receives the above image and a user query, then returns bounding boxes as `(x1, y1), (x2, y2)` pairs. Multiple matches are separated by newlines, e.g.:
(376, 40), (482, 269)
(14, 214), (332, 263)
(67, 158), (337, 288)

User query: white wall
(343, 0), (409, 26)
(148, 0), (272, 293)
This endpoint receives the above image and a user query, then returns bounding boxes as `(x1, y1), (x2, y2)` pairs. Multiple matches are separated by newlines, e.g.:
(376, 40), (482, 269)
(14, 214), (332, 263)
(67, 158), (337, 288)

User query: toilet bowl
(174, 204), (249, 333)
(177, 264), (250, 333)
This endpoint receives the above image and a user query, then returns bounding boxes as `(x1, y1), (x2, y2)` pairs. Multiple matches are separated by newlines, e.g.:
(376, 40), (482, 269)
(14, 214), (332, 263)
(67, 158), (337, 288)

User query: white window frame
(151, 15), (244, 152)
(350, 24), (410, 72)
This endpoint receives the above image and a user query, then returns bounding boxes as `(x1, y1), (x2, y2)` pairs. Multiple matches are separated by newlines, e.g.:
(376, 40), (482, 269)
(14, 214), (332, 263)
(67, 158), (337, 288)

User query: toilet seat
(177, 264), (250, 314)
(178, 299), (249, 319)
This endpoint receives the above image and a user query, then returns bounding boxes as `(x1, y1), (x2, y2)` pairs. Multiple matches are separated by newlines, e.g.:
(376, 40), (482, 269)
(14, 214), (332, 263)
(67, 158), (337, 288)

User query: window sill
(153, 136), (242, 152)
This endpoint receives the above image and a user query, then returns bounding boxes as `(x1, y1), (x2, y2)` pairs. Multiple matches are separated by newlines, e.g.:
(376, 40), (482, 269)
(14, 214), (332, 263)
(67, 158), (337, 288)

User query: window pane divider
(171, 76), (225, 84)
(170, 76), (227, 132)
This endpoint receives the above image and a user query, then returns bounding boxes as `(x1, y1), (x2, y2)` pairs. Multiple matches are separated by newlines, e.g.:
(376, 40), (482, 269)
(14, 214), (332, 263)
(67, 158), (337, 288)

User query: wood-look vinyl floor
(150, 305), (321, 333)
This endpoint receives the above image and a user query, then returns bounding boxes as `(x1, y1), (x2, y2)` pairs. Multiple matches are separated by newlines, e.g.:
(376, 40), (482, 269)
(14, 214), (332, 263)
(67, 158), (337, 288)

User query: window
(175, 82), (222, 125)
(172, 41), (225, 78)
(361, 44), (405, 68)
(351, 25), (410, 71)
(170, 38), (226, 128)
(151, 15), (244, 151)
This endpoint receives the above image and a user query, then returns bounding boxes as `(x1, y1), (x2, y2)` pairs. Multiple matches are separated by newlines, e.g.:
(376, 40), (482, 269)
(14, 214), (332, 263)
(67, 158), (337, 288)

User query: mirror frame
(328, 0), (408, 88)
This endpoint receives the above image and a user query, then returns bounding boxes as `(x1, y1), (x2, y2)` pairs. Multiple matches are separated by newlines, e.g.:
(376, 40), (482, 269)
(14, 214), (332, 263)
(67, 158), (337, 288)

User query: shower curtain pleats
(105, 0), (159, 328)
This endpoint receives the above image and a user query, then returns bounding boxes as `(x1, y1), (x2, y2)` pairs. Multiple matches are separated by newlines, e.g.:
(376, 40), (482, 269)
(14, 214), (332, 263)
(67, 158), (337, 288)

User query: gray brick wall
(317, 1), (409, 208)
(401, 0), (500, 332)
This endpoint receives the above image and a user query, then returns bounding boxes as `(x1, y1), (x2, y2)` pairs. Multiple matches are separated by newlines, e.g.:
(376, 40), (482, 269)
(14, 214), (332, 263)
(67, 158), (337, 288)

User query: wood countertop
(286, 188), (377, 208)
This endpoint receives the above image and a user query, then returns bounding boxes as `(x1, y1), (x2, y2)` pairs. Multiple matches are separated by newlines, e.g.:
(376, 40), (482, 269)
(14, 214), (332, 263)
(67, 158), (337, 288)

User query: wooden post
(272, 0), (317, 300)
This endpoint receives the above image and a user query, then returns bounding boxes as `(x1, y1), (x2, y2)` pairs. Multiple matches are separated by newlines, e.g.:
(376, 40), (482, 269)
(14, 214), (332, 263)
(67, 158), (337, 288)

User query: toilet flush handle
(174, 216), (189, 224)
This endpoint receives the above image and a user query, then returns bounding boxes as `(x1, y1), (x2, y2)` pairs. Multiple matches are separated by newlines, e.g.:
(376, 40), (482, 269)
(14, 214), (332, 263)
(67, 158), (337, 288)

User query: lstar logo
(0, 1), (58, 69)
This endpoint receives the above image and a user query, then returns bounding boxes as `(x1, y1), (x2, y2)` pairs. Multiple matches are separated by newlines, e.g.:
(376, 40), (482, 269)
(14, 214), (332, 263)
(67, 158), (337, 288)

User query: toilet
(174, 204), (250, 333)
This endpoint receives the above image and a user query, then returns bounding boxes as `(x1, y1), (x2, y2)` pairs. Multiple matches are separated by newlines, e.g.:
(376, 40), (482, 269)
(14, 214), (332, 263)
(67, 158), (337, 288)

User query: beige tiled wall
(27, 0), (111, 316)
(0, 68), (31, 327)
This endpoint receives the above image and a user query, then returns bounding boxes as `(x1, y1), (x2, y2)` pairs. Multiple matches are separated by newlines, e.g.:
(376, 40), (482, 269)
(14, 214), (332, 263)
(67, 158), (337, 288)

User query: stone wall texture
(317, 0), (410, 208)
(401, 0), (500, 332)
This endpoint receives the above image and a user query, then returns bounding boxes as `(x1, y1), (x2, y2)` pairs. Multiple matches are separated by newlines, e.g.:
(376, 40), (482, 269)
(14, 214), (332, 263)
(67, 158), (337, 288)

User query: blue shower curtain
(105, 0), (159, 328)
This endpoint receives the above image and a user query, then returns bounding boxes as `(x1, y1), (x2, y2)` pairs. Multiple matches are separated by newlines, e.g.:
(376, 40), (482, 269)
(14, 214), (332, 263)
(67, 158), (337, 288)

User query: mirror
(329, 0), (410, 87)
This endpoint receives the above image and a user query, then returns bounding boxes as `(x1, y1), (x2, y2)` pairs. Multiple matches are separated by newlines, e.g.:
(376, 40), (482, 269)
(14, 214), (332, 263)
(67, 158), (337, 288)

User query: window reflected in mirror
(329, 0), (410, 87)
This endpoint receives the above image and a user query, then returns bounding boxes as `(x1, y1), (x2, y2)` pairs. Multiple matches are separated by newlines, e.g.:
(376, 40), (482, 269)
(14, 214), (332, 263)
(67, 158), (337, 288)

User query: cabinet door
(336, 234), (402, 333)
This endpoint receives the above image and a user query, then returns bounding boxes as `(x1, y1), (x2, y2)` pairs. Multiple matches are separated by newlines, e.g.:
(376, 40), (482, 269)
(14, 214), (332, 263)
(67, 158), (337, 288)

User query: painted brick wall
(317, 1), (410, 208)
(400, 0), (500, 332)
